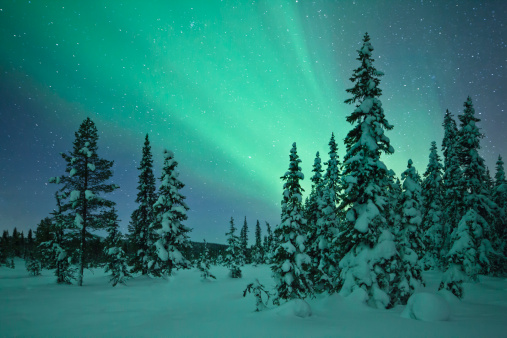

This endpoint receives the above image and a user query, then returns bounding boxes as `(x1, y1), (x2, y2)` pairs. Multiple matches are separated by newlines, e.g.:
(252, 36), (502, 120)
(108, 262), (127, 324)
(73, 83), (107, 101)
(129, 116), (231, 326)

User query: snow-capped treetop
(345, 32), (384, 104)
(323, 133), (341, 204)
(494, 155), (506, 187)
(402, 159), (422, 195)
(310, 151), (323, 187)
(441, 109), (459, 172)
(341, 33), (394, 214)
(423, 142), (443, 188)
(457, 97), (489, 206)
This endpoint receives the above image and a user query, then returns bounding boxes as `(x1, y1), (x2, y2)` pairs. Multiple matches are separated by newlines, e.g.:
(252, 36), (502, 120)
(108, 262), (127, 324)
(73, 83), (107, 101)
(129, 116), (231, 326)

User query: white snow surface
(2, 260), (507, 337)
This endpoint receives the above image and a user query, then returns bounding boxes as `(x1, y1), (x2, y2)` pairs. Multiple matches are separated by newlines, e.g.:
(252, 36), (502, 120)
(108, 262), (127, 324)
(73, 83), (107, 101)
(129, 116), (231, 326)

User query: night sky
(1, 1), (505, 244)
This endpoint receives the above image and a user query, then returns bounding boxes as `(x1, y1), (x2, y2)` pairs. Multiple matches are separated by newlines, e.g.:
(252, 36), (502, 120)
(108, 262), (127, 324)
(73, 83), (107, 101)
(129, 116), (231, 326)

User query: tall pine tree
(239, 217), (249, 265)
(456, 97), (497, 274)
(263, 222), (274, 264)
(310, 133), (341, 293)
(272, 142), (313, 304)
(149, 150), (192, 277)
(393, 159), (424, 305)
(440, 97), (498, 297)
(338, 33), (399, 308)
(421, 142), (444, 269)
(224, 217), (242, 278)
(493, 156), (507, 255)
(251, 220), (264, 265)
(440, 110), (462, 256)
(104, 208), (131, 286)
(50, 117), (118, 286)
(128, 134), (157, 275)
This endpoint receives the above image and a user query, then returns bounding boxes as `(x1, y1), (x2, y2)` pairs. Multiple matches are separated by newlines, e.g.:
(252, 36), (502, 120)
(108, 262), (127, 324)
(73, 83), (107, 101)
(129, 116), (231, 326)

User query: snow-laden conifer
(104, 208), (131, 286)
(310, 134), (341, 293)
(337, 33), (399, 309)
(421, 142), (444, 269)
(128, 134), (157, 275)
(456, 97), (497, 274)
(197, 239), (216, 280)
(251, 220), (264, 265)
(305, 152), (324, 285)
(493, 156), (507, 256)
(323, 133), (341, 212)
(440, 98), (499, 296)
(240, 217), (249, 265)
(440, 110), (462, 255)
(385, 170), (402, 230)
(393, 159), (424, 305)
(304, 152), (324, 245)
(149, 150), (191, 277)
(263, 222), (274, 264)
(49, 117), (118, 286)
(272, 142), (313, 304)
(38, 193), (75, 284)
(224, 217), (242, 278)
(440, 209), (484, 299)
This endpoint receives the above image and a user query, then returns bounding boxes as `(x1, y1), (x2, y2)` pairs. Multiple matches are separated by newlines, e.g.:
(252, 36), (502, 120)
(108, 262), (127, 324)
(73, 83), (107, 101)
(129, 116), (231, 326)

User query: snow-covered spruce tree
(440, 98), (497, 296)
(34, 218), (53, 269)
(104, 208), (131, 286)
(421, 142), (444, 269)
(25, 230), (41, 276)
(197, 239), (215, 280)
(12, 228), (21, 258)
(305, 152), (324, 281)
(304, 152), (324, 242)
(0, 230), (9, 266)
(323, 133), (341, 215)
(337, 33), (399, 309)
(251, 220), (264, 265)
(24, 229), (41, 275)
(493, 156), (507, 255)
(49, 117), (118, 286)
(393, 159), (424, 305)
(149, 150), (192, 277)
(310, 134), (342, 293)
(272, 142), (313, 304)
(385, 170), (402, 230)
(128, 134), (157, 275)
(224, 217), (242, 278)
(39, 193), (75, 284)
(439, 209), (481, 299)
(240, 217), (249, 265)
(440, 110), (463, 256)
(457, 97), (497, 274)
(263, 222), (274, 264)
(306, 152), (324, 224)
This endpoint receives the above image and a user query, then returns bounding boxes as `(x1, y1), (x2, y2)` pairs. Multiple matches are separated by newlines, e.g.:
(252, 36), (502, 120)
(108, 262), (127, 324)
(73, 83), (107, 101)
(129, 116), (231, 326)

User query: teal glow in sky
(1, 1), (505, 243)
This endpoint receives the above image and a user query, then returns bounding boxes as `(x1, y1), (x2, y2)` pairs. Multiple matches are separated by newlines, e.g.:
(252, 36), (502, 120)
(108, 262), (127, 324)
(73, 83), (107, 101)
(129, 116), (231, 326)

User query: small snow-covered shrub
(243, 279), (270, 311)
(401, 292), (450, 321)
(275, 299), (312, 318)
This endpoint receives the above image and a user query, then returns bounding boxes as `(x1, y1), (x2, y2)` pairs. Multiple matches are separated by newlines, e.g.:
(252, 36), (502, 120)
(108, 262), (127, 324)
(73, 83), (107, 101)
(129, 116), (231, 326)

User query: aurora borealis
(1, 1), (505, 243)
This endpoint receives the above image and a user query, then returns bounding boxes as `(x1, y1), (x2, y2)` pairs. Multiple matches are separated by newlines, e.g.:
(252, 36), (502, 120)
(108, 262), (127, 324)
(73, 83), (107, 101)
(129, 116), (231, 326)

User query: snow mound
(275, 299), (312, 318)
(401, 292), (451, 322)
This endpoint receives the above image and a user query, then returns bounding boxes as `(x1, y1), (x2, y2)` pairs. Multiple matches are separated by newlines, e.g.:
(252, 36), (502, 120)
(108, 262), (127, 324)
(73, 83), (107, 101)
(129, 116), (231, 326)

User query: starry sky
(1, 0), (505, 244)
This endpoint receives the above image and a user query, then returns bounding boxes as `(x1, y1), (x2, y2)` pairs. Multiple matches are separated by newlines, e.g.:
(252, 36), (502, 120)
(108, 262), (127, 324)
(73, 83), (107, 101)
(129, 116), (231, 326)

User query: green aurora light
(1, 1), (505, 242)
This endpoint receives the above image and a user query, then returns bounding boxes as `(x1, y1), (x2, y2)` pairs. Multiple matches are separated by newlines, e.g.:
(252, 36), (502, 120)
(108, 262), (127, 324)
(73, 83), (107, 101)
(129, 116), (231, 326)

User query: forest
(1, 33), (505, 311)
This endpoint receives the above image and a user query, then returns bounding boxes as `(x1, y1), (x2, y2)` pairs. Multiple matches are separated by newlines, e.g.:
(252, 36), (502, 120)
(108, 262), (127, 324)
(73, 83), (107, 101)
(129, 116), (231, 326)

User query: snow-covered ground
(2, 259), (507, 337)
